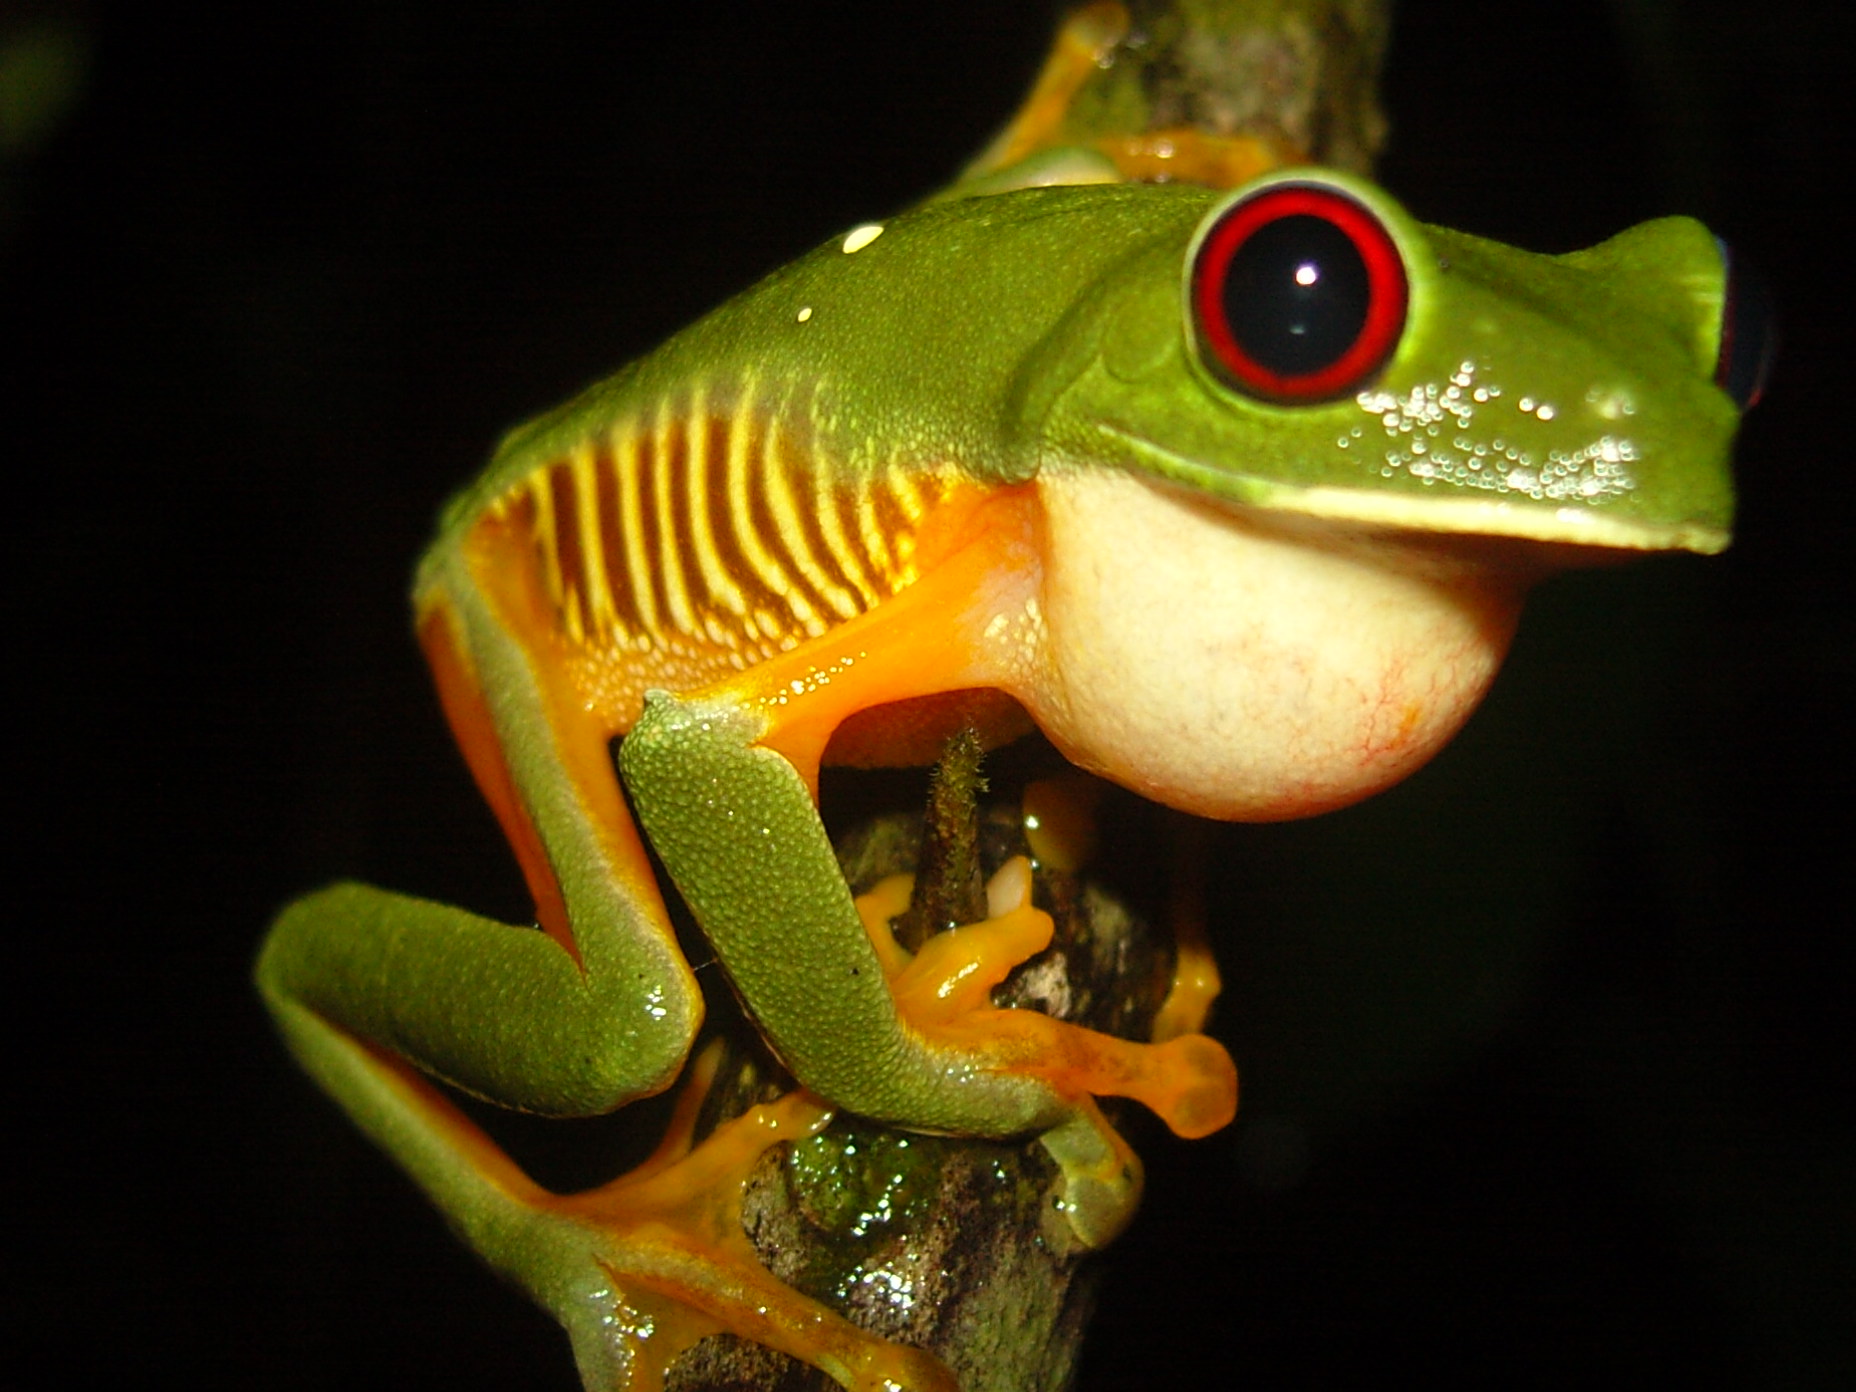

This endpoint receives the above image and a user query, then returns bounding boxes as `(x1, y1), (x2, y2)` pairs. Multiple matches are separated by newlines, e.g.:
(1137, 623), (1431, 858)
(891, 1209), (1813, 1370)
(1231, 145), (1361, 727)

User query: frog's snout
(1563, 215), (1772, 419)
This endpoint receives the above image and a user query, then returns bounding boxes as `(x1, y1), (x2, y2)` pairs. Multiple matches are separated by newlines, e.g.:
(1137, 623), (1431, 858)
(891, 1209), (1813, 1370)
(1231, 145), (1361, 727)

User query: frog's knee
(531, 1018), (694, 1117)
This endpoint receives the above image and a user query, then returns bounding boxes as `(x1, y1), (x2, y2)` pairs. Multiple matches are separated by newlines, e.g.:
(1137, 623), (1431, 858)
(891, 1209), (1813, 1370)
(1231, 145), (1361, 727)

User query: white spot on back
(841, 223), (885, 254)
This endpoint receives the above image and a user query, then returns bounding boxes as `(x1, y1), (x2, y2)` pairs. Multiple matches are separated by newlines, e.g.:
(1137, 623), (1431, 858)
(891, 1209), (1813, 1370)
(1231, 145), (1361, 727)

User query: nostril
(1715, 237), (1777, 410)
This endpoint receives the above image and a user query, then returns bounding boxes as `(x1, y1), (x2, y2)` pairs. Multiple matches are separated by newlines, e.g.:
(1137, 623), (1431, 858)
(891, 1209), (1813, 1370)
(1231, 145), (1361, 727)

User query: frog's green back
(435, 183), (1221, 544)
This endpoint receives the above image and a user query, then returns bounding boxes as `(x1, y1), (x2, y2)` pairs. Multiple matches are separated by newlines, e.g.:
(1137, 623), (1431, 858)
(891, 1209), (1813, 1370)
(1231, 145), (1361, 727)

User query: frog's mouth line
(1094, 425), (1731, 556)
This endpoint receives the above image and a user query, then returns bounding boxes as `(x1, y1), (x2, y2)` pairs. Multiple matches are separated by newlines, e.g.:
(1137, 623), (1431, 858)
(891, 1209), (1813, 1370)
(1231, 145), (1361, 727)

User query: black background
(12, 1), (1850, 1387)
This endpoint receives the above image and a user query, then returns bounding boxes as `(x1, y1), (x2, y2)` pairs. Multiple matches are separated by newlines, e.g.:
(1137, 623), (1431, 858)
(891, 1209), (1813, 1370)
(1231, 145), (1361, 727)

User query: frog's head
(1021, 171), (1766, 819)
(1041, 168), (1763, 558)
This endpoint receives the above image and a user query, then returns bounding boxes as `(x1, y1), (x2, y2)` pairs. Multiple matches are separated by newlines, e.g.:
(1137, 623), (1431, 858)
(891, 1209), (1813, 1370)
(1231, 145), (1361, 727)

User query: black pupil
(1223, 212), (1370, 377)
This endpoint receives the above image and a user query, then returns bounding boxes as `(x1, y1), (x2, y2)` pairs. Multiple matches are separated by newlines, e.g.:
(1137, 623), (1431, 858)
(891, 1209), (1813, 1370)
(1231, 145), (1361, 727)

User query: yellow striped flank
(484, 384), (956, 668)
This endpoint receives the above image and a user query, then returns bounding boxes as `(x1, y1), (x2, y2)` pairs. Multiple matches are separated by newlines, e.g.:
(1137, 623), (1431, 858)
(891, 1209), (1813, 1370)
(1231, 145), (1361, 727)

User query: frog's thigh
(619, 490), (1236, 1143)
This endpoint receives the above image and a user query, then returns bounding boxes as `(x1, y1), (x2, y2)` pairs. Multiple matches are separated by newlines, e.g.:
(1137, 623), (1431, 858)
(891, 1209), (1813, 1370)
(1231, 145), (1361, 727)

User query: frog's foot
(959, 1), (1132, 184)
(1150, 814), (1225, 1043)
(1019, 776), (1224, 1044)
(1092, 127), (1295, 188)
(855, 858), (1234, 1249)
(861, 855), (1236, 1142)
(531, 1045), (958, 1392)
(956, 2), (1300, 195)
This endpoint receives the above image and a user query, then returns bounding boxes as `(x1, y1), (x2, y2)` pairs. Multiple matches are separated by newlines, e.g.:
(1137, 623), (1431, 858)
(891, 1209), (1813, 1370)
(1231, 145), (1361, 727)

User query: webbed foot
(528, 1047), (959, 1392)
(855, 855), (1235, 1252)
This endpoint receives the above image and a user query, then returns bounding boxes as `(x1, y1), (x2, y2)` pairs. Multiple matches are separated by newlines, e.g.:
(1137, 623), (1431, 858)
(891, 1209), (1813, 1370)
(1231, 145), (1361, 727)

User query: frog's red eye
(1191, 183), (1408, 404)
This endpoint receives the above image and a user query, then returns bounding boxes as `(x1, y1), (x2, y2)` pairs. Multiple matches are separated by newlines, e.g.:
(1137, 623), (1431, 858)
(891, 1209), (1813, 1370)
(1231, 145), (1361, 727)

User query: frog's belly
(1028, 470), (1522, 821)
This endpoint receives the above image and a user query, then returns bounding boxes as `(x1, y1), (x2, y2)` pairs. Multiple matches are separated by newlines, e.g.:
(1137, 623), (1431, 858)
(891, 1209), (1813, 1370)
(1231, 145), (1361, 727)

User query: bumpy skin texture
(258, 155), (1742, 1392)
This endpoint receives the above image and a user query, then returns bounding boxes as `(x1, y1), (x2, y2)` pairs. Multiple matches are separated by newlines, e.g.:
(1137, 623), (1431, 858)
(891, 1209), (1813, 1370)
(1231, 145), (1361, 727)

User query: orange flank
(683, 484), (1041, 784)
(459, 400), (994, 738)
(417, 600), (575, 955)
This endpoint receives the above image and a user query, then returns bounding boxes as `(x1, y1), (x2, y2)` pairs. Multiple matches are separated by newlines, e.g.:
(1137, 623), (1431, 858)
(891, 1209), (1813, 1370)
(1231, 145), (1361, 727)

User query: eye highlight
(1190, 182), (1409, 404)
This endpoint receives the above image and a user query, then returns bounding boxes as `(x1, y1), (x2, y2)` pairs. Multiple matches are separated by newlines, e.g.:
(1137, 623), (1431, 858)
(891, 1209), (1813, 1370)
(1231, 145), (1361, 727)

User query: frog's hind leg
(256, 553), (702, 1120)
(260, 957), (954, 1392)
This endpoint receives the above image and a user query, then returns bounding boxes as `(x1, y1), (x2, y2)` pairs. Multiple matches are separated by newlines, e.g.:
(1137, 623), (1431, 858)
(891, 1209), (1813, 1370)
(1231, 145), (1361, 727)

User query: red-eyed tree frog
(258, 130), (1764, 1392)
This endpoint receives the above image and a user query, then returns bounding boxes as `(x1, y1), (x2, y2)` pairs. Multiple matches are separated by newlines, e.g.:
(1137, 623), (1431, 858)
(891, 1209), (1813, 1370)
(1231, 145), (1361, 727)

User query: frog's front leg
(618, 483), (1238, 1243)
